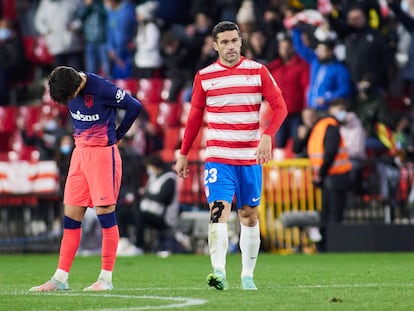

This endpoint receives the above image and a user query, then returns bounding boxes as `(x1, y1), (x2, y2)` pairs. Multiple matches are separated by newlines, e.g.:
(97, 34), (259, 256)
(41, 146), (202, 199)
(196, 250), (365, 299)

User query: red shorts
(64, 145), (122, 207)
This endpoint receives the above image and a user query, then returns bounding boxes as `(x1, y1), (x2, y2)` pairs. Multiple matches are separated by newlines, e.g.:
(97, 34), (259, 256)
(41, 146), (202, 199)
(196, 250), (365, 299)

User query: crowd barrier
(259, 158), (322, 253)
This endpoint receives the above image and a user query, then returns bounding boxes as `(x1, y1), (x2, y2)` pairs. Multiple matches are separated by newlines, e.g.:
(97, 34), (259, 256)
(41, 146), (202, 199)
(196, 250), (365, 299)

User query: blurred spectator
(262, 0), (286, 39)
(184, 10), (214, 76)
(116, 131), (146, 256)
(76, 0), (110, 77)
(331, 98), (367, 183)
(292, 107), (319, 157)
(352, 73), (400, 153)
(0, 18), (29, 104)
(388, 0), (414, 106)
(236, 0), (258, 39)
(135, 153), (180, 254)
(160, 30), (193, 103)
(105, 0), (137, 79)
(18, 112), (67, 161)
(308, 100), (352, 251)
(243, 27), (278, 64)
(133, 1), (163, 79)
(16, 0), (40, 36)
(292, 26), (352, 111)
(342, 6), (391, 89)
(34, 0), (84, 70)
(54, 134), (74, 194)
(268, 34), (310, 149)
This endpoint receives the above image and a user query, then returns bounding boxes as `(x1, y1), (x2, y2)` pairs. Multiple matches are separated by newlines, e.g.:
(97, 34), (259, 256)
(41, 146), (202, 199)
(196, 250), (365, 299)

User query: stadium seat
(160, 79), (172, 101)
(115, 78), (139, 96)
(22, 36), (54, 66)
(162, 127), (181, 151)
(143, 103), (160, 125)
(18, 105), (43, 135)
(0, 106), (17, 153)
(136, 78), (164, 104)
(0, 106), (18, 132)
(2, 0), (17, 21)
(157, 102), (182, 127)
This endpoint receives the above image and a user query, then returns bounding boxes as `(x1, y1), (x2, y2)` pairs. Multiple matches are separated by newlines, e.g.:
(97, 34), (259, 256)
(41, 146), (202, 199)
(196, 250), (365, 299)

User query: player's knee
(210, 201), (225, 223)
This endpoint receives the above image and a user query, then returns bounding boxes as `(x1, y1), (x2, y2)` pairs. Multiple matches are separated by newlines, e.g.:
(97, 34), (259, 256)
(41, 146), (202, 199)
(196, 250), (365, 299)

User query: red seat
(143, 103), (160, 125)
(115, 78), (139, 96)
(0, 106), (18, 132)
(22, 36), (54, 66)
(18, 105), (43, 135)
(163, 127), (181, 150)
(157, 102), (182, 127)
(136, 78), (164, 104)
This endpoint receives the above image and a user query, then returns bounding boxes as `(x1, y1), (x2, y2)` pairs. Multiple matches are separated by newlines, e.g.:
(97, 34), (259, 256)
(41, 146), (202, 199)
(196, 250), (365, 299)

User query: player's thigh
(236, 164), (262, 208)
(64, 149), (92, 207)
(204, 162), (235, 205)
(85, 145), (122, 207)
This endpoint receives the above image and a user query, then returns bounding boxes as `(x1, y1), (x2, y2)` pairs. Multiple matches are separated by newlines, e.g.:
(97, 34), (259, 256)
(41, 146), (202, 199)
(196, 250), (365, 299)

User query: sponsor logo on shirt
(116, 89), (125, 103)
(70, 110), (100, 122)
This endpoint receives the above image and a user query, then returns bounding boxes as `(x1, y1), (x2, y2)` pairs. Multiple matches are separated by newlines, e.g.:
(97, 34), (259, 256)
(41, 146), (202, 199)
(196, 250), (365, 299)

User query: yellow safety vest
(307, 117), (352, 176)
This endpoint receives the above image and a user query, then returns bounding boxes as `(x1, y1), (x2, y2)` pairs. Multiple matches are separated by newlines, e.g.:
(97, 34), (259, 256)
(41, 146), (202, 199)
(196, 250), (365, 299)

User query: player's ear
(213, 41), (218, 52)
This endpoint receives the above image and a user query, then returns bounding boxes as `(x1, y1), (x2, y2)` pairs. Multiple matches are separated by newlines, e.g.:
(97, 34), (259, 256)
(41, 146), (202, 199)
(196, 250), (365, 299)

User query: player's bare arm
(256, 134), (272, 165)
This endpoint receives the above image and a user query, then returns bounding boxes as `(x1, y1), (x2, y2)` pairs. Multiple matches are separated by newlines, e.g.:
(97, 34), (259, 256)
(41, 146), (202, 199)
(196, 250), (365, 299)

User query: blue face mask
(60, 145), (72, 155)
(0, 28), (11, 40)
(334, 110), (347, 123)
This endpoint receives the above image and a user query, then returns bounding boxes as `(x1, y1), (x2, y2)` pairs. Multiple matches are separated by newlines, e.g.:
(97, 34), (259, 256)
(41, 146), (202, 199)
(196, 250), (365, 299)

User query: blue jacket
(106, 0), (137, 78)
(292, 28), (352, 111)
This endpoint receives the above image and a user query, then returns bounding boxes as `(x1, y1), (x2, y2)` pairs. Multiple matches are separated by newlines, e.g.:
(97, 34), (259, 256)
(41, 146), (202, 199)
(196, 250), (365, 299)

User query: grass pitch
(1, 252), (414, 310)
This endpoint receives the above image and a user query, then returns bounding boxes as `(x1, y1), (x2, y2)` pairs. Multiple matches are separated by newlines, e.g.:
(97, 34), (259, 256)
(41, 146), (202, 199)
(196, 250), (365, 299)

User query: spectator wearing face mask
(352, 73), (400, 153)
(307, 99), (353, 251)
(19, 115), (67, 161)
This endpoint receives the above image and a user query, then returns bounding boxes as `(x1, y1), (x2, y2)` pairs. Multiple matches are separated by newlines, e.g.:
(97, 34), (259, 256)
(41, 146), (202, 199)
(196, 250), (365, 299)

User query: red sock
(57, 228), (81, 272)
(101, 225), (119, 271)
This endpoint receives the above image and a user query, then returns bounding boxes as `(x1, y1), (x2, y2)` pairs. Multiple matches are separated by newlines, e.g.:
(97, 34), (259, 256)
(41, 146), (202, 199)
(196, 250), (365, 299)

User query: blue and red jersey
(68, 73), (142, 147)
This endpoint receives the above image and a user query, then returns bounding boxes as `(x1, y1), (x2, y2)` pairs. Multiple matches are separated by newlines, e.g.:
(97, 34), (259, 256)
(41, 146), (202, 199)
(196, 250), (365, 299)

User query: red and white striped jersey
(181, 57), (287, 165)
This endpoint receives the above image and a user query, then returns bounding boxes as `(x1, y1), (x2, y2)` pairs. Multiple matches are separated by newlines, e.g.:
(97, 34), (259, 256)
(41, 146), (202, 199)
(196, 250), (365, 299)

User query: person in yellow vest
(307, 99), (352, 251)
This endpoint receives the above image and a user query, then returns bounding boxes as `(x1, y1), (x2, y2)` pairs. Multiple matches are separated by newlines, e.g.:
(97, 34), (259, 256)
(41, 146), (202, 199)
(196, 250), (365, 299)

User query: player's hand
(175, 154), (189, 178)
(256, 134), (272, 165)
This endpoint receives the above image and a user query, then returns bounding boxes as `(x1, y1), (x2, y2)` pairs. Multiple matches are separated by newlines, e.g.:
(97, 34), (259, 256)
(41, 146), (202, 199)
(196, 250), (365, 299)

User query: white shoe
(117, 238), (144, 256)
(307, 227), (322, 242)
(83, 278), (113, 291)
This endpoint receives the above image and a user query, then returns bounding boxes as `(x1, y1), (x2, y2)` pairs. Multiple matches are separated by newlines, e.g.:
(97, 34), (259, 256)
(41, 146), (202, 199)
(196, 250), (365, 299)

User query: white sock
(240, 222), (260, 278)
(208, 223), (228, 275)
(98, 269), (112, 283)
(53, 268), (68, 283)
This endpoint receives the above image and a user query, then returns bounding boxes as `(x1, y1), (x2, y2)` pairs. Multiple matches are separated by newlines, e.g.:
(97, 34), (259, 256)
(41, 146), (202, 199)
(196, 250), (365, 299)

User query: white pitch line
(268, 283), (414, 289)
(25, 292), (208, 311)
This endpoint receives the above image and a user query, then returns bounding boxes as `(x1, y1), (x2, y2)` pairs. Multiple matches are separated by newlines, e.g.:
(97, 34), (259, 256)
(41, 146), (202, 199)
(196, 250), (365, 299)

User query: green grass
(1, 253), (414, 310)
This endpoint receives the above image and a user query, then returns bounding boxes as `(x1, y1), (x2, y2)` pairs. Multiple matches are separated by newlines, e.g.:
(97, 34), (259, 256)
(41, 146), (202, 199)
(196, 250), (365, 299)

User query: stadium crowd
(2, 0), (414, 253)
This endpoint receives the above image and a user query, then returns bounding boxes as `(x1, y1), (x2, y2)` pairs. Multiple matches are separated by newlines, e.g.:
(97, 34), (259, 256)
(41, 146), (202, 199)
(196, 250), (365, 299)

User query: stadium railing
(259, 158), (322, 253)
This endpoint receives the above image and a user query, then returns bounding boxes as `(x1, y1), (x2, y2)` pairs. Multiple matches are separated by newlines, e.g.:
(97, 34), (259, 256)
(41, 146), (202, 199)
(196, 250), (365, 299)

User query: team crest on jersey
(84, 95), (94, 108)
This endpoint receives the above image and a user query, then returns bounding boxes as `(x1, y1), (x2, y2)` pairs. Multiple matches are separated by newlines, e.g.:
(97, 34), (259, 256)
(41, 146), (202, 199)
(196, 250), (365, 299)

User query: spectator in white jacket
(133, 1), (163, 79)
(332, 98), (367, 183)
(34, 0), (84, 69)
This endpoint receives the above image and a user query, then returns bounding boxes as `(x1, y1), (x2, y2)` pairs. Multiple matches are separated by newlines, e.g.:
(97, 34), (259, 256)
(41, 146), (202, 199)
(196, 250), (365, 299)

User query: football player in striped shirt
(175, 21), (287, 290)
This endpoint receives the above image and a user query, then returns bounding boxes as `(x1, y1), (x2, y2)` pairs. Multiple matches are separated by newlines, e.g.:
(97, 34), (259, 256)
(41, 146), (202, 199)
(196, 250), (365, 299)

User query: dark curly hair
(48, 66), (83, 104)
